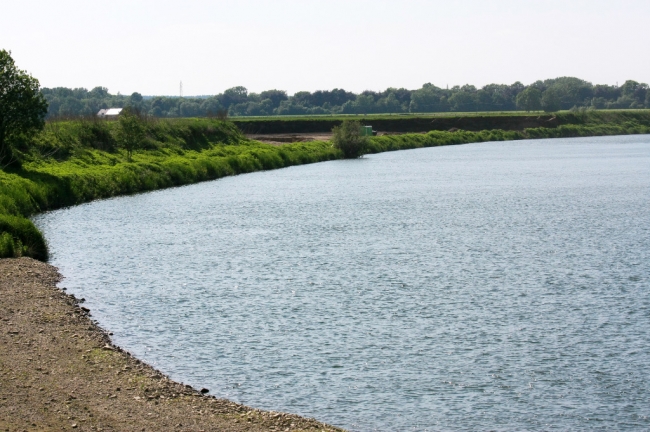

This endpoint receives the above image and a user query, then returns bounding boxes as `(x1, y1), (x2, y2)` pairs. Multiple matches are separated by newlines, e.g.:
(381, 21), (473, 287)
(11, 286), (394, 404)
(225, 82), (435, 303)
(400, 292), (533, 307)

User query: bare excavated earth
(0, 258), (344, 432)
(246, 131), (409, 145)
(245, 133), (333, 145)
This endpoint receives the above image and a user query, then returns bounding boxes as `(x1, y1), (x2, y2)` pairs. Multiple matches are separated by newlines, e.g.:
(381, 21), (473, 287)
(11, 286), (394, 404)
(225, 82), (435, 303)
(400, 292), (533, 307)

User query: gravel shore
(0, 258), (344, 432)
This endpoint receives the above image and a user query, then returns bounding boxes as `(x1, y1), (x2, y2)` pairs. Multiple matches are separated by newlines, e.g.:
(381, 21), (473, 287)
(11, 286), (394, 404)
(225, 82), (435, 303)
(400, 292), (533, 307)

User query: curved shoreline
(0, 257), (345, 432)
(2, 125), (650, 429)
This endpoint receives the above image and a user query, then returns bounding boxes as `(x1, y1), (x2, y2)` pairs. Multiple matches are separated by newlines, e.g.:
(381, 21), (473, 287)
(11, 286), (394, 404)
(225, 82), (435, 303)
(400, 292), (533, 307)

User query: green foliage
(77, 118), (117, 152)
(516, 87), (542, 112)
(115, 109), (146, 160)
(0, 231), (15, 257)
(542, 88), (562, 112)
(0, 213), (48, 259)
(0, 50), (48, 167)
(331, 120), (368, 158)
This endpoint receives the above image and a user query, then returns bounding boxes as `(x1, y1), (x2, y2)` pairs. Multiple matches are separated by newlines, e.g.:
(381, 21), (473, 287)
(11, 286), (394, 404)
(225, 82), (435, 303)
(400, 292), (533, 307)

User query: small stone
(72, 424), (78, 428)
(200, 388), (209, 394)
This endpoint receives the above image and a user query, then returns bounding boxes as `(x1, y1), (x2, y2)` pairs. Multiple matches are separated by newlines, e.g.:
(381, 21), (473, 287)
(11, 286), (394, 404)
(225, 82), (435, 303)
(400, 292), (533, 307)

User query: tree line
(41, 77), (650, 119)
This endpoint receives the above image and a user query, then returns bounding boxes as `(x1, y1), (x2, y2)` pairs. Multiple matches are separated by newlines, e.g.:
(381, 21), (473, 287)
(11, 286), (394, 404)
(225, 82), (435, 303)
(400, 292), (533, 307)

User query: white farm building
(97, 108), (123, 119)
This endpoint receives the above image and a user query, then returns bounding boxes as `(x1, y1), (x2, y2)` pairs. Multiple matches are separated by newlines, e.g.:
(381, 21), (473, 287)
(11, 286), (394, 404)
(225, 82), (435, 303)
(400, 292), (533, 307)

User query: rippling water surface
(34, 135), (650, 430)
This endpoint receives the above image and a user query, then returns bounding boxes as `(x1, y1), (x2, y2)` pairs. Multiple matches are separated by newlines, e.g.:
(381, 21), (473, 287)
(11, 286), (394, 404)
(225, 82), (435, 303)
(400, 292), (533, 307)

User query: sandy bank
(0, 258), (344, 432)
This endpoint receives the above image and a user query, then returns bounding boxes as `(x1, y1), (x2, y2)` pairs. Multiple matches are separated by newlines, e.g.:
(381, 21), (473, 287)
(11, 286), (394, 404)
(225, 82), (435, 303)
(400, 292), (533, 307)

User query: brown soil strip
(246, 131), (421, 145)
(0, 257), (345, 432)
(246, 133), (332, 145)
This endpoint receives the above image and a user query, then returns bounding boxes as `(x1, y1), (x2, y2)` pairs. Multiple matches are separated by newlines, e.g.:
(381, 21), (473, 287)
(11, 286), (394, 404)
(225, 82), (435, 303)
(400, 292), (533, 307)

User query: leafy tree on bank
(0, 50), (48, 166)
(541, 88), (562, 112)
(115, 108), (146, 161)
(516, 87), (542, 111)
(331, 120), (368, 158)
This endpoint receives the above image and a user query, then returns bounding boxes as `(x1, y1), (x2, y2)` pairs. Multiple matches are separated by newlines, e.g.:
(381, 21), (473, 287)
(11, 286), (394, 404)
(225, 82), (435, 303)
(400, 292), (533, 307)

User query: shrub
(115, 108), (146, 161)
(331, 120), (368, 158)
(0, 231), (15, 257)
(78, 118), (117, 152)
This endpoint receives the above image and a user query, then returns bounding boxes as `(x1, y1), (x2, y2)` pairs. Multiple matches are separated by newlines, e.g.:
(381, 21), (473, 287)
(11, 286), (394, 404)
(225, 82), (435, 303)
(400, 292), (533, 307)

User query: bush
(0, 231), (15, 257)
(78, 118), (117, 152)
(115, 108), (146, 161)
(331, 120), (368, 158)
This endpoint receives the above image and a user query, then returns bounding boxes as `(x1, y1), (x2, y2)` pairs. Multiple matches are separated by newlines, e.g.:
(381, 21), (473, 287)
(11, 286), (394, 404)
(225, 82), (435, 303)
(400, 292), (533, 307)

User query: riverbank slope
(0, 257), (344, 432)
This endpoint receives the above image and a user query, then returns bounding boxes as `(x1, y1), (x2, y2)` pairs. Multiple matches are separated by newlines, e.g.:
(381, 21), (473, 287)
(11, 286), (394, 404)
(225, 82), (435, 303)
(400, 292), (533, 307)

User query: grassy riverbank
(1, 112), (650, 260)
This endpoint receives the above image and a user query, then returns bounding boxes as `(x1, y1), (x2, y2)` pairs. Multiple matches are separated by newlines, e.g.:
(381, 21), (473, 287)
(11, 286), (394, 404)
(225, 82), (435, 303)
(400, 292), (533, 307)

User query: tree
(448, 85), (478, 112)
(115, 108), (146, 161)
(516, 87), (542, 112)
(410, 84), (447, 113)
(89, 86), (109, 99)
(259, 89), (288, 108)
(219, 86), (248, 109)
(0, 50), (48, 166)
(542, 77), (593, 109)
(541, 88), (562, 112)
(331, 120), (368, 158)
(127, 92), (144, 111)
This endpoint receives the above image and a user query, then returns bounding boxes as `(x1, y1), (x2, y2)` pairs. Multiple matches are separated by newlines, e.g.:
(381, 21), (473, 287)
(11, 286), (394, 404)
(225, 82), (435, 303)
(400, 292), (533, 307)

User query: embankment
(233, 110), (650, 134)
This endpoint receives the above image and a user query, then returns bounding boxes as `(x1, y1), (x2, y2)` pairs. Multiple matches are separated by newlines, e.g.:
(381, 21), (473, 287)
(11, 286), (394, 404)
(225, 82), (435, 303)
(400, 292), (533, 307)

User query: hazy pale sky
(2, 0), (649, 95)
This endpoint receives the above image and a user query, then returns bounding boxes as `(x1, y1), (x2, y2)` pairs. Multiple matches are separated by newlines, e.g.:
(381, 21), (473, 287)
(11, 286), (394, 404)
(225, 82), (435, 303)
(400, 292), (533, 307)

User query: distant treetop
(40, 77), (650, 119)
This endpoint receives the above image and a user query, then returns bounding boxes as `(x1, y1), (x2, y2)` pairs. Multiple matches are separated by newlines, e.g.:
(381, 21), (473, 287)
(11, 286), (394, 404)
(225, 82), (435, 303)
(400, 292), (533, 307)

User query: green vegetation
(115, 108), (146, 161)
(0, 49), (48, 167)
(332, 121), (368, 158)
(42, 77), (649, 119)
(516, 87), (542, 112)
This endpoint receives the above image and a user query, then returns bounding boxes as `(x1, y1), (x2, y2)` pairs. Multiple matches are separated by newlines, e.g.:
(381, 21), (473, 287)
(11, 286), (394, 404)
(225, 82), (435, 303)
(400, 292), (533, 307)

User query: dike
(233, 110), (650, 134)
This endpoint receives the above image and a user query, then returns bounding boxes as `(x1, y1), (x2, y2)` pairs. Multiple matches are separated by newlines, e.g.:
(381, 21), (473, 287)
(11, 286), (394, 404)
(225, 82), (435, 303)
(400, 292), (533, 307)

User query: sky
(2, 0), (649, 96)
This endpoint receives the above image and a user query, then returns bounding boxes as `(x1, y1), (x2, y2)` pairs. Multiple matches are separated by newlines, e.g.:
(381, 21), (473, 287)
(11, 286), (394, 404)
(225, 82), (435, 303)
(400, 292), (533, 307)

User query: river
(34, 135), (650, 431)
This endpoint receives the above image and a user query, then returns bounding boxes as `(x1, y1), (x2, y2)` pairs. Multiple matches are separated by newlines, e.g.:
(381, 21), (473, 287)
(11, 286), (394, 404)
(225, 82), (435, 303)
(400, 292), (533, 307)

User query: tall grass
(1, 113), (649, 260)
